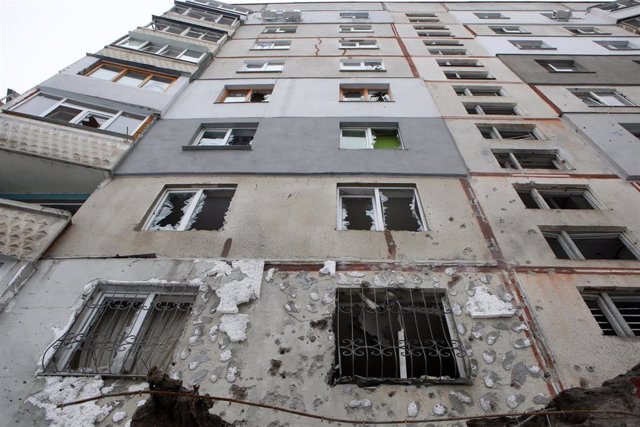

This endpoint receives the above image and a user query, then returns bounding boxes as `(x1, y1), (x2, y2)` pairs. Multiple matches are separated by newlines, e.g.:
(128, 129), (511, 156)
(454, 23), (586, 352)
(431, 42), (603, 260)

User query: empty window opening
(424, 40), (462, 46)
(339, 39), (379, 49)
(582, 292), (640, 337)
(620, 123), (640, 139)
(491, 26), (529, 34)
(429, 49), (467, 55)
(456, 87), (504, 97)
(510, 40), (554, 50)
(465, 104), (519, 115)
(340, 127), (401, 149)
(537, 60), (582, 73)
(263, 26), (297, 34)
(340, 25), (373, 33)
(340, 87), (391, 102)
(418, 31), (452, 37)
(437, 59), (481, 67)
(220, 88), (272, 103)
(146, 188), (235, 231)
(565, 27), (607, 35)
(116, 37), (206, 63)
(252, 40), (291, 50)
(515, 186), (600, 209)
(595, 40), (639, 51)
(570, 89), (636, 107)
(43, 283), (196, 377)
(543, 231), (640, 260)
(493, 150), (567, 170)
(445, 71), (493, 80)
(338, 187), (426, 231)
(477, 125), (538, 139)
(332, 288), (466, 385)
(240, 60), (284, 73)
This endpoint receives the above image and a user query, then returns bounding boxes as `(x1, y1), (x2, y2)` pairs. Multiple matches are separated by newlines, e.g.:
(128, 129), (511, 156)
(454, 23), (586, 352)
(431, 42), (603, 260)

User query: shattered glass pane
(46, 105), (82, 123)
(250, 90), (271, 102)
(149, 192), (196, 230)
(380, 189), (423, 231)
(342, 197), (375, 230)
(343, 90), (365, 101)
(367, 91), (390, 102)
(187, 190), (234, 231)
(371, 129), (401, 149)
(227, 129), (256, 146)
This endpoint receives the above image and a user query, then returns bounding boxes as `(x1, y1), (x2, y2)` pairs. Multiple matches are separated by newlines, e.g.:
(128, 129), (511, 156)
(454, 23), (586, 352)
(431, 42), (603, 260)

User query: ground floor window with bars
(332, 288), (468, 386)
(43, 283), (197, 377)
(582, 291), (640, 337)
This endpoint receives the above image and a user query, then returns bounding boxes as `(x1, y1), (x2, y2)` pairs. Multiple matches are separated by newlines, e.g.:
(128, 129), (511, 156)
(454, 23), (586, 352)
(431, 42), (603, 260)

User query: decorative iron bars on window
(43, 283), (197, 377)
(332, 288), (469, 386)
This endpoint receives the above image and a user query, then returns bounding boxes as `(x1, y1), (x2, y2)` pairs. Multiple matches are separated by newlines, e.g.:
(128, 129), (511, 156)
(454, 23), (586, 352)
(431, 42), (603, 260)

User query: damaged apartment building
(1, 0), (640, 425)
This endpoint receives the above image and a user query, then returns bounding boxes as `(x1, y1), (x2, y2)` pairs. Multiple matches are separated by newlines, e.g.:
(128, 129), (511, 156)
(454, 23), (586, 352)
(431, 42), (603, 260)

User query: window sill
(546, 70), (597, 74)
(339, 100), (395, 103)
(182, 145), (252, 151)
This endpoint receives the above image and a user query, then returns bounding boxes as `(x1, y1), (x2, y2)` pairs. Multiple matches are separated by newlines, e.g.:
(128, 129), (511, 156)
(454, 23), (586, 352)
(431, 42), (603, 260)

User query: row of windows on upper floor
(8, 87), (640, 140)
(141, 183), (640, 263)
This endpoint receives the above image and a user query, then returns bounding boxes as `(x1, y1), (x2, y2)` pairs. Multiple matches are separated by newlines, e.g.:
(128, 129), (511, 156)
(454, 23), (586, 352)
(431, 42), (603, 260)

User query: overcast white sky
(0, 0), (603, 96)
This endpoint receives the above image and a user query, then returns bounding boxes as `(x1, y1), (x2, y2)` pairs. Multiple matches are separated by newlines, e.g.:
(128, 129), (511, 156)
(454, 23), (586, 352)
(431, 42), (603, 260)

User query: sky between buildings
(0, 0), (607, 96)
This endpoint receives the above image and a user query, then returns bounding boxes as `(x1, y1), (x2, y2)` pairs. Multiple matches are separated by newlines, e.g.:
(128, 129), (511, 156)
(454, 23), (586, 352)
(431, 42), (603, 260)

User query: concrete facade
(2, 1), (640, 426)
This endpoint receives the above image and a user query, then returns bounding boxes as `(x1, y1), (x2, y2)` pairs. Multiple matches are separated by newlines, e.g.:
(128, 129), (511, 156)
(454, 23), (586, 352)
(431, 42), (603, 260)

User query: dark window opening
(582, 292), (640, 337)
(189, 190), (234, 230)
(583, 296), (617, 336)
(147, 189), (234, 231)
(381, 189), (421, 231)
(544, 232), (639, 260)
(332, 288), (465, 386)
(620, 123), (640, 140)
(516, 188), (596, 209)
(494, 151), (565, 170)
(46, 106), (82, 122)
(342, 197), (375, 230)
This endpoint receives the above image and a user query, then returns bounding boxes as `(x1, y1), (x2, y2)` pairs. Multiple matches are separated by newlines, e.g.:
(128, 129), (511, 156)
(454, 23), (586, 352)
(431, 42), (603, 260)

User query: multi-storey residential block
(1, 1), (640, 426)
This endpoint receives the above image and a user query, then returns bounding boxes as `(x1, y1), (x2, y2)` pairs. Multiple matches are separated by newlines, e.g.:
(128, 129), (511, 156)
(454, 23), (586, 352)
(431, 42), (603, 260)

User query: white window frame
(40, 99), (117, 129)
(239, 60), (285, 73)
(339, 39), (379, 49)
(517, 186), (603, 210)
(493, 149), (566, 170)
(566, 27), (605, 35)
(510, 40), (554, 50)
(340, 127), (402, 149)
(151, 21), (223, 43)
(596, 40), (638, 50)
(340, 60), (385, 71)
(251, 40), (291, 50)
(465, 103), (520, 115)
(491, 26), (528, 34)
(116, 37), (206, 63)
(445, 71), (493, 80)
(571, 89), (637, 107)
(455, 86), (505, 97)
(477, 125), (540, 140)
(428, 49), (467, 55)
(339, 25), (373, 33)
(172, 5), (238, 26)
(340, 12), (369, 19)
(543, 61), (578, 72)
(194, 127), (255, 147)
(544, 231), (640, 261)
(337, 187), (427, 231)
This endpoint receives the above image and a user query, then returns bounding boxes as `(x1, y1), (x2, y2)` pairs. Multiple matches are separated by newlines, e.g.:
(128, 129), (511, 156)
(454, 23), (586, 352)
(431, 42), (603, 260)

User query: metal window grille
(332, 288), (468, 386)
(43, 283), (197, 377)
(582, 293), (640, 337)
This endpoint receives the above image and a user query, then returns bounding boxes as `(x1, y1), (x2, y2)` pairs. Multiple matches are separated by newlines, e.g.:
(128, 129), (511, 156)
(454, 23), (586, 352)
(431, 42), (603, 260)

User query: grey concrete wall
(48, 176), (490, 262)
(499, 55), (640, 85)
(163, 78), (441, 119)
(115, 117), (466, 176)
(566, 113), (640, 179)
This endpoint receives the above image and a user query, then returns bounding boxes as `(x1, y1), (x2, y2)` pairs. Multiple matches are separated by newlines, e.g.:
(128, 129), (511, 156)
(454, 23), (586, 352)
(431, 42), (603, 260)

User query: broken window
(543, 230), (640, 260)
(239, 60), (284, 73)
(429, 48), (467, 55)
(445, 71), (494, 80)
(339, 25), (373, 33)
(340, 127), (402, 149)
(339, 39), (379, 49)
(595, 40), (639, 51)
(418, 31), (452, 37)
(151, 19), (224, 42)
(570, 89), (636, 107)
(515, 186), (601, 210)
(251, 40), (291, 50)
(493, 150), (567, 170)
(510, 40), (555, 50)
(332, 288), (466, 385)
(490, 26), (529, 34)
(620, 123), (640, 140)
(145, 187), (235, 231)
(219, 88), (272, 103)
(455, 87), (504, 97)
(582, 292), (640, 337)
(195, 127), (256, 147)
(85, 62), (176, 92)
(565, 27), (607, 35)
(340, 12), (369, 19)
(43, 283), (196, 377)
(465, 103), (519, 115)
(475, 12), (508, 19)
(438, 59), (480, 67)
(116, 37), (206, 63)
(338, 186), (426, 231)
(340, 60), (385, 71)
(424, 40), (462, 46)
(262, 26), (297, 33)
(537, 60), (582, 73)
(340, 86), (391, 102)
(11, 93), (146, 136)
(477, 125), (539, 139)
